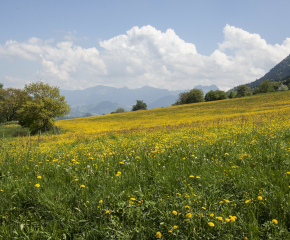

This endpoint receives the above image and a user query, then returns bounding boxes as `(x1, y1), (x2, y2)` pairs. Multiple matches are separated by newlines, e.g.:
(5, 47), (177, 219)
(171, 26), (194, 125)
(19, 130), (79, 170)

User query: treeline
(172, 79), (290, 106)
(0, 82), (70, 134)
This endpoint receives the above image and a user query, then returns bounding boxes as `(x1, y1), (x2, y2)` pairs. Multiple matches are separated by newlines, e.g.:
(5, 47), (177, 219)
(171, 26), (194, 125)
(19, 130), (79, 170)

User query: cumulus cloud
(0, 25), (290, 90)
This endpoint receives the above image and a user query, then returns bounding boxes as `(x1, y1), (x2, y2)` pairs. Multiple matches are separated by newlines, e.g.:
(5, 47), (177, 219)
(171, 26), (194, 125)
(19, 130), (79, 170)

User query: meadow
(1, 91), (290, 239)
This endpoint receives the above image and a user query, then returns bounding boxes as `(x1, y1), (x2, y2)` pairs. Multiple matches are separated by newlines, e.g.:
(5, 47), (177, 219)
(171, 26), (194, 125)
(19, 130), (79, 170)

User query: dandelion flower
(216, 216), (223, 221)
(210, 213), (214, 217)
(230, 216), (237, 222)
(185, 205), (190, 209)
(186, 213), (192, 218)
(99, 200), (103, 203)
(37, 176), (42, 179)
(173, 225), (178, 229)
(225, 218), (230, 222)
(172, 210), (177, 215)
(156, 232), (162, 238)
(257, 196), (263, 200)
(105, 210), (110, 214)
(35, 184), (40, 188)
(208, 222), (214, 227)
(272, 219), (278, 225)
(80, 184), (85, 188)
(245, 199), (251, 203)
(130, 198), (136, 201)
(189, 175), (194, 178)
(168, 229), (173, 233)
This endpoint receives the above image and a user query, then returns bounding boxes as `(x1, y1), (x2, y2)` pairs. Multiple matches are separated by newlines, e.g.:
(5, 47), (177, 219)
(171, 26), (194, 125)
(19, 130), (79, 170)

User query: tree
(173, 89), (204, 105)
(205, 90), (228, 102)
(132, 100), (147, 111)
(0, 88), (27, 123)
(228, 91), (236, 99)
(115, 108), (125, 113)
(258, 80), (275, 93)
(82, 113), (92, 117)
(278, 83), (289, 91)
(236, 85), (252, 98)
(0, 83), (3, 89)
(18, 81), (70, 134)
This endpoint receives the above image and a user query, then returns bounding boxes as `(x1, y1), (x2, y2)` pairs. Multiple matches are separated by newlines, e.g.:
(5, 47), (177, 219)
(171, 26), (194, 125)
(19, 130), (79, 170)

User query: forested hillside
(247, 54), (290, 88)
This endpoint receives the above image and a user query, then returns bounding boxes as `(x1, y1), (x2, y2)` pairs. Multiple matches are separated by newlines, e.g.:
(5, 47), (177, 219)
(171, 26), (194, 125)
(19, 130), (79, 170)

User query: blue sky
(1, 0), (290, 90)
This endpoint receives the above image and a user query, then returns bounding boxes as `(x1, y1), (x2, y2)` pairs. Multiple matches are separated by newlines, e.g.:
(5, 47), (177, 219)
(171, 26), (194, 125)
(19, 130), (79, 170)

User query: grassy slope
(0, 91), (290, 239)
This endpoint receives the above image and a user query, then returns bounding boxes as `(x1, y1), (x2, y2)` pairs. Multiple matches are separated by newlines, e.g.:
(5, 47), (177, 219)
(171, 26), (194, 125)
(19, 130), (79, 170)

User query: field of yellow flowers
(1, 91), (290, 239)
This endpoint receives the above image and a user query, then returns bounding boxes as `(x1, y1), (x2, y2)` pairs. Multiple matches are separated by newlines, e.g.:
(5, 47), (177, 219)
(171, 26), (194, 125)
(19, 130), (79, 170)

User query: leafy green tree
(0, 88), (27, 123)
(18, 81), (70, 134)
(132, 100), (147, 111)
(205, 90), (228, 101)
(228, 91), (236, 99)
(0, 83), (3, 89)
(258, 80), (275, 93)
(236, 85), (252, 98)
(173, 89), (204, 105)
(115, 108), (125, 113)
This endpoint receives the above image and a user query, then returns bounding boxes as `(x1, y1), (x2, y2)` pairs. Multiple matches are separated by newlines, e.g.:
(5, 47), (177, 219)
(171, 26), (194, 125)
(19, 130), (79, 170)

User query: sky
(0, 0), (290, 91)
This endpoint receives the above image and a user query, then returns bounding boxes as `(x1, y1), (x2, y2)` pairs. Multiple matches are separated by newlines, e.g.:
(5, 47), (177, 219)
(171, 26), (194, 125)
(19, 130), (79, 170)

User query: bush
(259, 80), (275, 93)
(115, 108), (125, 113)
(12, 129), (29, 137)
(174, 89), (204, 105)
(236, 85), (252, 98)
(205, 90), (228, 101)
(228, 91), (237, 99)
(132, 100), (147, 111)
(278, 84), (289, 91)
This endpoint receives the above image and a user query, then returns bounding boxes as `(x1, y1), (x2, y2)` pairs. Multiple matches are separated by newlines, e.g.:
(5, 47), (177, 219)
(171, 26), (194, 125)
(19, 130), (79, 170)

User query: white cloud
(0, 25), (290, 90)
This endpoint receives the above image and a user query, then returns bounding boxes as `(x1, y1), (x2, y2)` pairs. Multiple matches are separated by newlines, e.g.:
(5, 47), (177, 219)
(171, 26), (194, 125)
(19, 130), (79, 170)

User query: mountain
(247, 54), (290, 88)
(60, 84), (219, 117)
(147, 95), (179, 109)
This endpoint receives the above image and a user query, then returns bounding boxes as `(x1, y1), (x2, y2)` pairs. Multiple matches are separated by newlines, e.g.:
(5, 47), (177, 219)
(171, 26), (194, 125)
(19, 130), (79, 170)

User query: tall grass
(1, 92), (290, 239)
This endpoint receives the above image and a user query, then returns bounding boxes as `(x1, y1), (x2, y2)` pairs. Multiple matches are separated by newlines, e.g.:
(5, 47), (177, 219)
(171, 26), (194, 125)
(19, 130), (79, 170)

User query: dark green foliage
(204, 90), (228, 101)
(258, 80), (275, 93)
(0, 83), (3, 89)
(12, 129), (29, 137)
(228, 91), (236, 99)
(132, 100), (147, 111)
(236, 85), (252, 98)
(18, 82), (70, 134)
(0, 87), (27, 123)
(173, 88), (204, 105)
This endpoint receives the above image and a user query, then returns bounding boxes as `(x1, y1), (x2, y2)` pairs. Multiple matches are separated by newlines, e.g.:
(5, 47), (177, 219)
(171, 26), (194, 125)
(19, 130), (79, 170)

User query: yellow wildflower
(156, 232), (162, 238)
(186, 213), (192, 218)
(208, 222), (215, 227)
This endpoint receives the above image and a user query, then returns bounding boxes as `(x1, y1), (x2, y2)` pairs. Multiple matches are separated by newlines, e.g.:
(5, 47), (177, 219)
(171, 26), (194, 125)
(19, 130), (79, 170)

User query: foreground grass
(1, 92), (290, 239)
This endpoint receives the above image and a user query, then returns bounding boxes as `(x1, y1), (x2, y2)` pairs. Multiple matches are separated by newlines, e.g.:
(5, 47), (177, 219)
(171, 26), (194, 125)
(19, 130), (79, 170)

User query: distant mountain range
(60, 85), (219, 117)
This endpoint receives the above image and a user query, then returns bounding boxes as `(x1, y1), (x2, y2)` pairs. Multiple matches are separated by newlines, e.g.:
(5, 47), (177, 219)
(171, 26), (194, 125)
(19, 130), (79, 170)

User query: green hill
(247, 54), (290, 88)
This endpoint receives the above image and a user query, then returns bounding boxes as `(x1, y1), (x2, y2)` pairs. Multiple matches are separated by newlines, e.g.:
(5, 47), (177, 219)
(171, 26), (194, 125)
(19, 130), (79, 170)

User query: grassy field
(1, 91), (290, 239)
